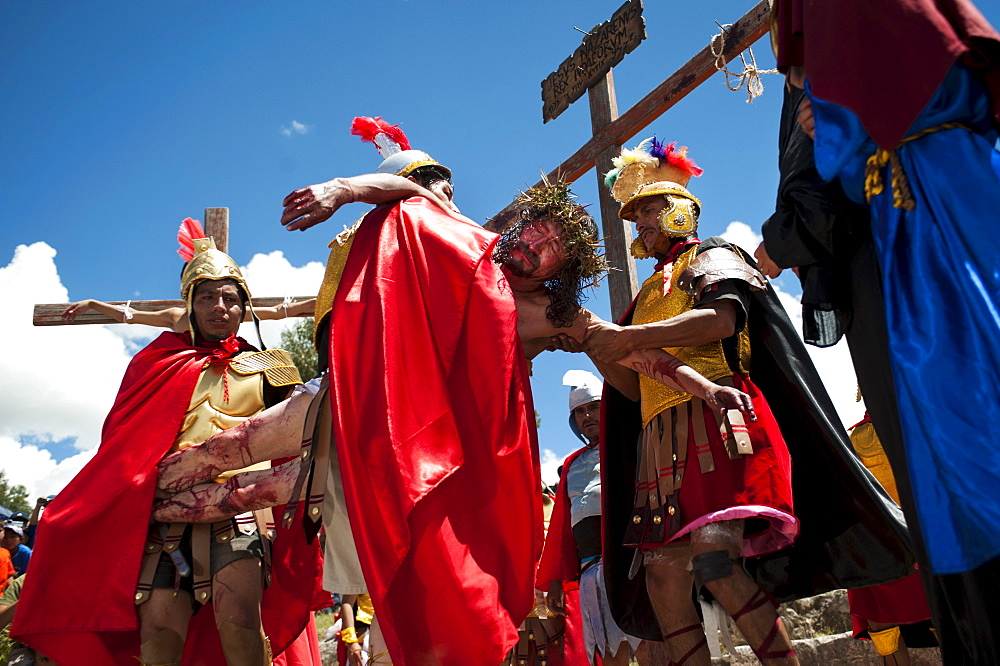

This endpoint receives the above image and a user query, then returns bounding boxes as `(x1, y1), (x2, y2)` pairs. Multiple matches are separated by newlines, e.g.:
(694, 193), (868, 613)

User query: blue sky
(3, 0), (998, 496)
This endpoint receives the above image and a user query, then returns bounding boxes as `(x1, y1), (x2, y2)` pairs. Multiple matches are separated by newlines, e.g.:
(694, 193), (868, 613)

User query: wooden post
(32, 203), (315, 327)
(205, 207), (229, 253)
(517, 0), (769, 318)
(588, 70), (638, 321)
(33, 296), (314, 326)
(539, 0), (770, 186)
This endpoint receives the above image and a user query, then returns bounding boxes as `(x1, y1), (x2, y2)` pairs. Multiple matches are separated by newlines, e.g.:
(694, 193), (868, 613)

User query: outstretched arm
(157, 389), (312, 494)
(281, 173), (454, 231)
(62, 300), (186, 330)
(251, 297), (316, 321)
(152, 459), (299, 523)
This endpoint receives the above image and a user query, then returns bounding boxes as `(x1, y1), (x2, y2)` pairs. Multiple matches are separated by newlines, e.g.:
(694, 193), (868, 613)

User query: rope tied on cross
(710, 20), (778, 103)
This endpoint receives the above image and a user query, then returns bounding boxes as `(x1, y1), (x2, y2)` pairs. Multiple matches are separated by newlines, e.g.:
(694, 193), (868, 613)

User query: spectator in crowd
(2, 525), (31, 577)
(0, 545), (14, 595)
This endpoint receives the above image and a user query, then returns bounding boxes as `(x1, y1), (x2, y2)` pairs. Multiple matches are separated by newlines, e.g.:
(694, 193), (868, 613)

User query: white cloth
(578, 560), (641, 663)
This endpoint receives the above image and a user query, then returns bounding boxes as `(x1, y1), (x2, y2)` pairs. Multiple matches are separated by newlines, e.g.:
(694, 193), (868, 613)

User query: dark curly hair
(491, 182), (607, 329)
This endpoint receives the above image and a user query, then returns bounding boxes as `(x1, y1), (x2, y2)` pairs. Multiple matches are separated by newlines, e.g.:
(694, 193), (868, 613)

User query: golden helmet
(623, 182), (702, 259)
(179, 237), (251, 302)
(604, 138), (704, 257)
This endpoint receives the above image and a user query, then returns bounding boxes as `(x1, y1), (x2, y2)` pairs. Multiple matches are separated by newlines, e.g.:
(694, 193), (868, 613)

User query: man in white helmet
(537, 371), (645, 666)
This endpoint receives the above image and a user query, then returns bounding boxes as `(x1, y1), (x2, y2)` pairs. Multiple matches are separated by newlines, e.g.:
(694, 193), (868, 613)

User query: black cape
(599, 238), (915, 641)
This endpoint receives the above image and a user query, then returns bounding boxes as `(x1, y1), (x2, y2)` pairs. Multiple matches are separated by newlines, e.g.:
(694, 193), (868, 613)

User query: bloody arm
(157, 389), (312, 494)
(152, 459), (299, 523)
(280, 174), (454, 231)
(620, 349), (755, 418)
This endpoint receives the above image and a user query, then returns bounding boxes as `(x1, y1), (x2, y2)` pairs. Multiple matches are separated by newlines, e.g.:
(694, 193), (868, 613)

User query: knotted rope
(710, 21), (777, 103)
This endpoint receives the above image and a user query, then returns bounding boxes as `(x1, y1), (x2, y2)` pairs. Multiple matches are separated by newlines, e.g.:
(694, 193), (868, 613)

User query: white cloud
(280, 120), (310, 137)
(237, 250), (325, 348)
(0, 242), (134, 497)
(719, 220), (762, 255)
(539, 448), (562, 488)
(0, 243), (324, 499)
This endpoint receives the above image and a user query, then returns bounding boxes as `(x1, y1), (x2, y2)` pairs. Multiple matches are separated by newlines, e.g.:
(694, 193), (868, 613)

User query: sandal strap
(731, 588), (770, 621)
(752, 616), (796, 660)
(671, 636), (709, 665)
(662, 623), (708, 665)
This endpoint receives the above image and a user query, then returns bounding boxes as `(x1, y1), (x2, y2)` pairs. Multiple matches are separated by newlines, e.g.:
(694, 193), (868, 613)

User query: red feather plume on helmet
(350, 116), (411, 154)
(176, 218), (205, 261)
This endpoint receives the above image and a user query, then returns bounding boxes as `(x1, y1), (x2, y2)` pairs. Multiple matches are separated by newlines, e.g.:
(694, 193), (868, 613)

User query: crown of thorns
(513, 181), (609, 286)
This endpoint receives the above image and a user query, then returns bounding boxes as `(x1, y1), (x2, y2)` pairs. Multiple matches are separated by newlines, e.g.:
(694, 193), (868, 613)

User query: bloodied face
(503, 217), (567, 280)
(192, 279), (245, 341)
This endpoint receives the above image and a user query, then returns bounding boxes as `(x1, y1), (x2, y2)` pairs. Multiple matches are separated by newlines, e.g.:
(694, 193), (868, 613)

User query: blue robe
(808, 64), (1000, 574)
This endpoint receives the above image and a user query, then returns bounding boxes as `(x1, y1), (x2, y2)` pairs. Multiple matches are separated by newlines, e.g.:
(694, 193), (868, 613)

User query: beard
(502, 242), (541, 278)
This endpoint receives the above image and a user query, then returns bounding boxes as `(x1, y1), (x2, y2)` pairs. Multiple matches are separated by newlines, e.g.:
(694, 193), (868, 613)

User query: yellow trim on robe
(313, 222), (361, 344)
(356, 593), (375, 625)
(849, 420), (900, 504)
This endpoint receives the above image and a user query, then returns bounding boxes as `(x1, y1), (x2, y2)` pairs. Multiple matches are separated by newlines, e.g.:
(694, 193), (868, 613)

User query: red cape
(13, 332), (323, 664)
(773, 0), (1000, 148)
(560, 590), (590, 665)
(535, 447), (600, 666)
(328, 196), (541, 665)
(536, 446), (590, 592)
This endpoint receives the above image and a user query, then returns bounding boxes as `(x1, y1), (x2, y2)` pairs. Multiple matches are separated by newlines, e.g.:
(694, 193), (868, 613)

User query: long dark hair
(491, 183), (607, 329)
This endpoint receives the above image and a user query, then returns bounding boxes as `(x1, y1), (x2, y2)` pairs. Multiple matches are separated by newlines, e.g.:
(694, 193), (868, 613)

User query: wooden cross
(521, 5), (770, 662)
(502, 0), (771, 322)
(32, 208), (313, 326)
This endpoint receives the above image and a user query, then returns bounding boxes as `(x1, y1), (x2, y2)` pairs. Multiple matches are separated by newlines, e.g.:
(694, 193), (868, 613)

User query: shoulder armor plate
(230, 349), (303, 387)
(677, 247), (766, 297)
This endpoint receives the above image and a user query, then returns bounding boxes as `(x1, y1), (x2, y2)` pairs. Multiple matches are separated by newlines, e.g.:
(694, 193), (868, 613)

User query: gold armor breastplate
(634, 248), (751, 426)
(173, 349), (301, 479)
(314, 220), (361, 343)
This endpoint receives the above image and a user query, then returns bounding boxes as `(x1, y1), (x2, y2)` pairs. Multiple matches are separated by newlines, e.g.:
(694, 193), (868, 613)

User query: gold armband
(340, 626), (359, 644)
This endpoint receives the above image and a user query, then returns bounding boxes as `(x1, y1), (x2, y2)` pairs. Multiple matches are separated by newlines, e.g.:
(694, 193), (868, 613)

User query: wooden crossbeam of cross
(495, 0), (771, 321)
(32, 207), (314, 326)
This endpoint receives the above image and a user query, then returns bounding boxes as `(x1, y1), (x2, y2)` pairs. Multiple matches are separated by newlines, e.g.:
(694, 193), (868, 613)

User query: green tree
(280, 317), (319, 381)
(0, 470), (31, 514)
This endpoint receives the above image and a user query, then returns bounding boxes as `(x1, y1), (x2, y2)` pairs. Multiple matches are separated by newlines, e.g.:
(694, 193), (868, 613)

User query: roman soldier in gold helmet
(582, 138), (918, 665)
(11, 220), (324, 666)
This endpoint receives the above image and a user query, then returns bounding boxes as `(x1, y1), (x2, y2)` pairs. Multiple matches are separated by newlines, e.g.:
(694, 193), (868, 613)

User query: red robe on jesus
(326, 196), (542, 665)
